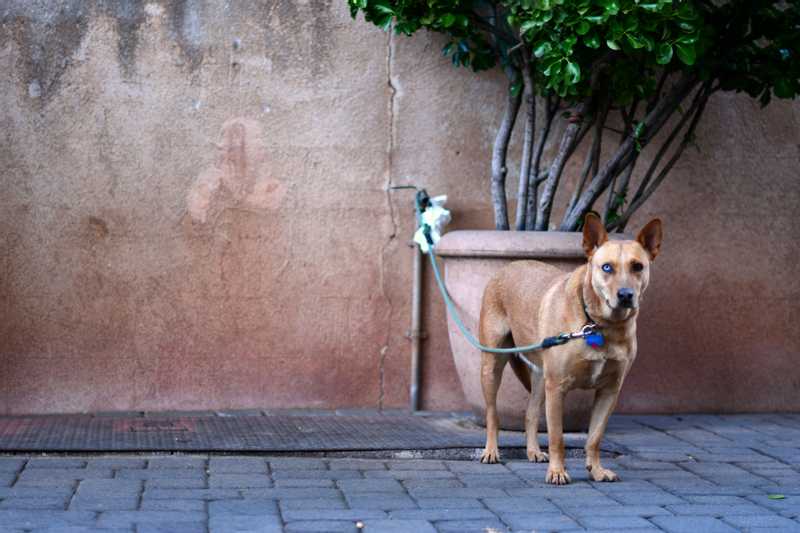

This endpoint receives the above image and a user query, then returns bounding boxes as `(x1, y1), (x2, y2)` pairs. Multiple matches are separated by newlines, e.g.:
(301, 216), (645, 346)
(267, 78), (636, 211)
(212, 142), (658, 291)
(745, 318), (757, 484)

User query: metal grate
(0, 413), (620, 454)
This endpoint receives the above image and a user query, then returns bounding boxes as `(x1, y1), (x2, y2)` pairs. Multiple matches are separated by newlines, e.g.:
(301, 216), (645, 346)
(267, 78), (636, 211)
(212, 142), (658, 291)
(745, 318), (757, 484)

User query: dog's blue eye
(602, 263), (613, 273)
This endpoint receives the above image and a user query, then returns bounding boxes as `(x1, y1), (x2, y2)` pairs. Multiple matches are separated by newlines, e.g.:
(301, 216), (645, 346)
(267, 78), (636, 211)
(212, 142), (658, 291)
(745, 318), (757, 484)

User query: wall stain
(1, 0), (88, 103)
(187, 117), (286, 224)
(86, 216), (109, 240)
(262, 0), (333, 78)
(166, 0), (205, 72)
(97, 0), (146, 78)
(0, 0), (337, 99)
(0, 0), (209, 101)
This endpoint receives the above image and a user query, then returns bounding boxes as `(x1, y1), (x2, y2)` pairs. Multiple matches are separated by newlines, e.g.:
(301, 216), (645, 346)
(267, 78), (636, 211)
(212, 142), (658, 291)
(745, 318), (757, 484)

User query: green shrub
(349, 0), (799, 230)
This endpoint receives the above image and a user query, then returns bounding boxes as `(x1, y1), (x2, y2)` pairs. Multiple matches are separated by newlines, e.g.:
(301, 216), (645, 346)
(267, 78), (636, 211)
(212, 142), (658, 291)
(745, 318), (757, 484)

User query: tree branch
(491, 70), (522, 230)
(609, 84), (712, 231)
(604, 98), (640, 225)
(468, 13), (520, 49)
(558, 74), (699, 231)
(562, 98), (608, 225)
(514, 56), (536, 231)
(604, 156), (636, 225)
(629, 83), (707, 209)
(524, 94), (559, 230)
(648, 68), (670, 113)
(534, 101), (589, 230)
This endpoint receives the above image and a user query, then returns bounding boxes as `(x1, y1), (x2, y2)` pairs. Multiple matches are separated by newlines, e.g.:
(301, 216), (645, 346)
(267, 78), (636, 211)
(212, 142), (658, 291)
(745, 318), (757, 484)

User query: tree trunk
(514, 61), (536, 231)
(524, 95), (558, 230)
(491, 71), (522, 230)
(534, 102), (587, 230)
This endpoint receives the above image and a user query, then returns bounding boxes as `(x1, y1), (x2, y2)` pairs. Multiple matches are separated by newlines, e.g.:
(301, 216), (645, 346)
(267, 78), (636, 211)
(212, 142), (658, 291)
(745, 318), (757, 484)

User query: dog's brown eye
(632, 262), (644, 273)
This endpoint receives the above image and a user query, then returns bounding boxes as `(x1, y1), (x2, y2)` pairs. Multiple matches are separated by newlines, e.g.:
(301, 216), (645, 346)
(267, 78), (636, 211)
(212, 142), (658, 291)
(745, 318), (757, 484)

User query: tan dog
(478, 213), (662, 484)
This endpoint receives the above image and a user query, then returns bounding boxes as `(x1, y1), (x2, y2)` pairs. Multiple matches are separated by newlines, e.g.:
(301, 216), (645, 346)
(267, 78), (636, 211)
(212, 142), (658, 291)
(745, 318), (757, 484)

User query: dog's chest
(586, 359), (606, 387)
(575, 347), (626, 389)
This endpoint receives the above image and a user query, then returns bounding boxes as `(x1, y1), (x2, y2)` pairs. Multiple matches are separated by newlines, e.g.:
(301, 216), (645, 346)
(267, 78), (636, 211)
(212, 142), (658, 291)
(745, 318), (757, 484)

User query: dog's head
(582, 213), (662, 320)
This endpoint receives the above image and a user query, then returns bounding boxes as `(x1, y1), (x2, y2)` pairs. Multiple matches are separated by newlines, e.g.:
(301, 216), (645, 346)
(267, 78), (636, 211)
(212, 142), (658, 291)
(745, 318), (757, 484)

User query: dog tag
(585, 332), (605, 348)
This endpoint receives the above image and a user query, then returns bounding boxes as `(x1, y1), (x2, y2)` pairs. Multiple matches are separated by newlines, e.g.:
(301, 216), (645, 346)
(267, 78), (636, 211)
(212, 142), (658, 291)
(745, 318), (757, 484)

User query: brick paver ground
(0, 414), (797, 532)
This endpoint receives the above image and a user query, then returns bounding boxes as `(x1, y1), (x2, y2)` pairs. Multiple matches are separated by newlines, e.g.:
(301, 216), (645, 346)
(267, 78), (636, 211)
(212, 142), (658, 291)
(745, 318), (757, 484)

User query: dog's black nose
(618, 288), (634, 307)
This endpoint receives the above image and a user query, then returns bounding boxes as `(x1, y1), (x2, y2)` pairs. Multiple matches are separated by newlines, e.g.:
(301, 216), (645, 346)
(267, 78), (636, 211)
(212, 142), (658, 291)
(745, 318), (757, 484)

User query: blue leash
(404, 187), (602, 371)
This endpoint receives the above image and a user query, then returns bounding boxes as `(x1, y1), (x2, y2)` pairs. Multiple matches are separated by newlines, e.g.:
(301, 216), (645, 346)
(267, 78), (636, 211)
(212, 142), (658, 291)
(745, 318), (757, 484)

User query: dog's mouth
(606, 299), (637, 312)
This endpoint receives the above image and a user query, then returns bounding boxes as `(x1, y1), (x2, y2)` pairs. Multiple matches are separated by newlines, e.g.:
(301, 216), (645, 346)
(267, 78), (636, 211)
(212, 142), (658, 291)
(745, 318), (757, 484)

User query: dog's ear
(637, 218), (663, 260)
(582, 212), (608, 257)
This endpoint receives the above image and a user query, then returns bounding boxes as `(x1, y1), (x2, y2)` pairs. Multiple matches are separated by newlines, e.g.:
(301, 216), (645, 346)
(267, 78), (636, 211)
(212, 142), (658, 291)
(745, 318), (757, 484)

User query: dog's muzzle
(617, 288), (635, 309)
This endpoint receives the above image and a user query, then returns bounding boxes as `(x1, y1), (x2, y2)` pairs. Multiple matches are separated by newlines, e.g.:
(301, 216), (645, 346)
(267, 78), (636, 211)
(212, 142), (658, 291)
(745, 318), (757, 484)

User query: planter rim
(435, 230), (629, 259)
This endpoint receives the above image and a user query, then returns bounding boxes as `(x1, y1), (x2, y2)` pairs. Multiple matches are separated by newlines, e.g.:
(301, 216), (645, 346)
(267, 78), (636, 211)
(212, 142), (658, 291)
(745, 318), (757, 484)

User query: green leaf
(533, 41), (552, 58)
(677, 2), (696, 20)
(576, 20), (591, 35)
(675, 41), (696, 65)
(584, 33), (601, 48)
(439, 13), (456, 28)
(542, 57), (561, 76)
(656, 43), (673, 64)
(375, 13), (392, 31)
(599, 0), (620, 15)
(606, 39), (621, 50)
(624, 16), (639, 32)
(768, 494), (786, 500)
(626, 33), (647, 49)
(566, 61), (581, 83)
(520, 20), (538, 35)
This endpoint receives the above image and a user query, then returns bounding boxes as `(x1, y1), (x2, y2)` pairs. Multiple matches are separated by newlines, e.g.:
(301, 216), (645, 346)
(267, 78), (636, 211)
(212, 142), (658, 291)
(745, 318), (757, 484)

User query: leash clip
(565, 323), (599, 340)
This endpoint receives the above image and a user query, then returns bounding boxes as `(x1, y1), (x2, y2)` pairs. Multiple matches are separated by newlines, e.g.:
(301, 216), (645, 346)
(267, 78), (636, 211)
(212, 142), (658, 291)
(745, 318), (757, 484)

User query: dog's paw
(586, 464), (619, 482)
(527, 450), (549, 463)
(479, 447), (500, 464)
(545, 465), (571, 485)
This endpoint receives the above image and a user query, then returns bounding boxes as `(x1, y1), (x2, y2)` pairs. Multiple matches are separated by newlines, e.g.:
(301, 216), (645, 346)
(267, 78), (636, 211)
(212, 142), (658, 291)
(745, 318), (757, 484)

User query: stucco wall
(1, 1), (798, 414)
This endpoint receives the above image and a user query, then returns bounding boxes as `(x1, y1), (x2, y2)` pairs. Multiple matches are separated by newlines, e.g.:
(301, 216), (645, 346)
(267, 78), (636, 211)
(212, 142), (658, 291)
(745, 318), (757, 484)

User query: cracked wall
(1, 2), (799, 414)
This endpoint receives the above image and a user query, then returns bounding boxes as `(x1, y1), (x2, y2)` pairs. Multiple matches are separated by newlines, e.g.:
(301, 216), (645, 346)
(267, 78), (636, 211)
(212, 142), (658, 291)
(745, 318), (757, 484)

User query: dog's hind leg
(478, 289), (511, 464)
(478, 280), (512, 463)
(479, 348), (508, 464)
(525, 371), (548, 462)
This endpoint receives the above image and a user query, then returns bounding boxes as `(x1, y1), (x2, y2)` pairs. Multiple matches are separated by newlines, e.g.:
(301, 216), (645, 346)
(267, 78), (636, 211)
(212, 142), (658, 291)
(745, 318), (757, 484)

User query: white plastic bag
(413, 195), (451, 253)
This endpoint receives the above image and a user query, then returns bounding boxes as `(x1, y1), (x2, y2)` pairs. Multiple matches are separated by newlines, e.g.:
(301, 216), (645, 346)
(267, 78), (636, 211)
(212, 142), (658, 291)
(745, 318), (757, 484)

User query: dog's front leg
(525, 371), (548, 462)
(544, 377), (570, 484)
(585, 384), (622, 482)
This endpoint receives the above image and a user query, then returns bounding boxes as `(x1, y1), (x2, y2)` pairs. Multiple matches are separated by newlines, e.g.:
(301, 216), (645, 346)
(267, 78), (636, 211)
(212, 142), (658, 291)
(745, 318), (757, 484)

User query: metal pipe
(388, 185), (427, 412)
(409, 240), (423, 411)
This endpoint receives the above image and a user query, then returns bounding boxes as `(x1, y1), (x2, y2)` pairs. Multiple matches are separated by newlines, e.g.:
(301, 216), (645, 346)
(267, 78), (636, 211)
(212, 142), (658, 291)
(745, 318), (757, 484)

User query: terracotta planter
(435, 230), (594, 431)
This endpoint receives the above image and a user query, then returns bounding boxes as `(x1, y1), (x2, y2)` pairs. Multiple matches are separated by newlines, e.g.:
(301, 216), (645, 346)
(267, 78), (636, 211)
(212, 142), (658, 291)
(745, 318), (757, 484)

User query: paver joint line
(0, 414), (797, 532)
